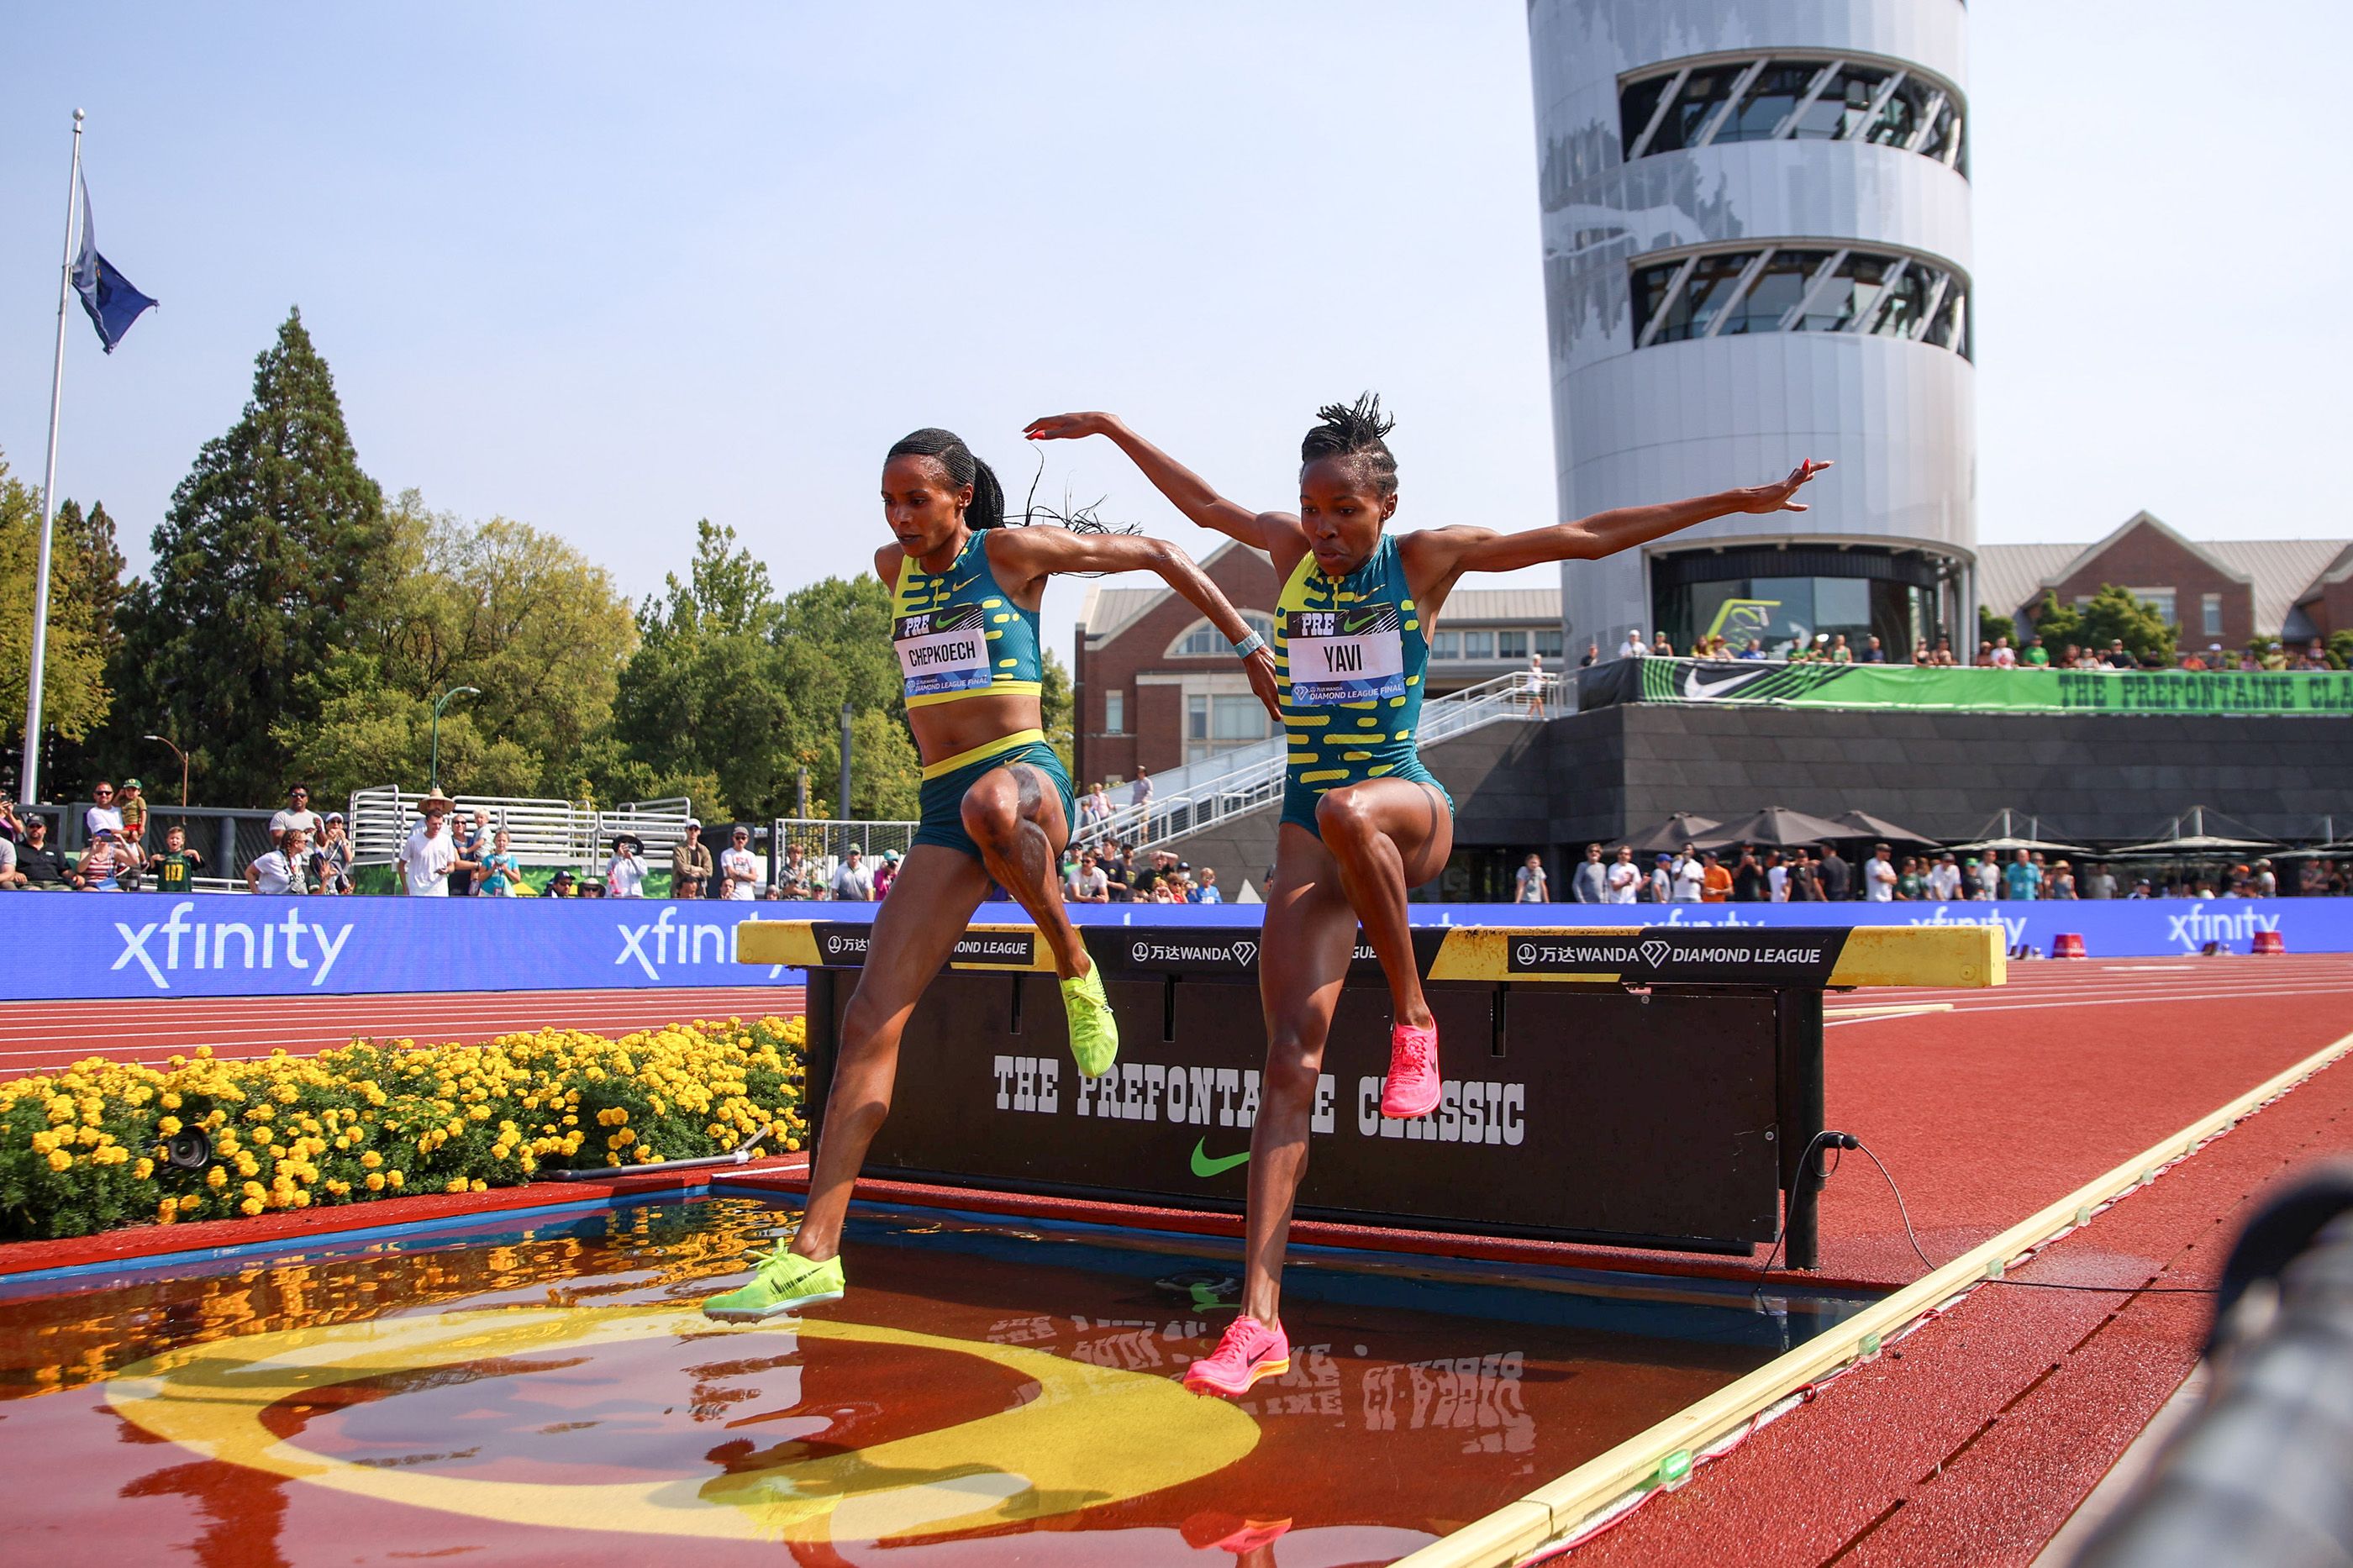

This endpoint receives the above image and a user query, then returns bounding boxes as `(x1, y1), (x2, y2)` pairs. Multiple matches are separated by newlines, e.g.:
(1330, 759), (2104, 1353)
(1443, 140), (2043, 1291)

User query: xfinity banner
(0, 897), (808, 1001)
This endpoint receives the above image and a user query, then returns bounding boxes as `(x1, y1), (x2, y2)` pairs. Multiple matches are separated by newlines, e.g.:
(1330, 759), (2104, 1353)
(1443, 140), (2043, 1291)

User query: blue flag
(71, 174), (155, 353)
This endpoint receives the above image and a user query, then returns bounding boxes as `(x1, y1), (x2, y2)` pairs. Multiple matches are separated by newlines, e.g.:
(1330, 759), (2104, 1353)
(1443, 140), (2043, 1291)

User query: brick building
(1071, 545), (1568, 787)
(1977, 513), (2350, 652)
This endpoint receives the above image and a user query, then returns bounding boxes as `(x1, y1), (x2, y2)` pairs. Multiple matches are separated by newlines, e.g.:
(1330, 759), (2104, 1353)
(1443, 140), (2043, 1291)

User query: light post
(142, 733), (189, 830)
(429, 686), (481, 797)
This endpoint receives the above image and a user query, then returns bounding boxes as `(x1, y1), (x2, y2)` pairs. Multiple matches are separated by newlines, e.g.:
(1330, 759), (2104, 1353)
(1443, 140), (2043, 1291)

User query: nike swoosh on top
(1190, 1139), (1250, 1178)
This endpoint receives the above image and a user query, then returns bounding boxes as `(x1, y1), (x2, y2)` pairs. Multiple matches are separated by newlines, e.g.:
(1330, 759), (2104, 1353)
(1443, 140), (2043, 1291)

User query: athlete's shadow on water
(697, 1433), (1113, 1529)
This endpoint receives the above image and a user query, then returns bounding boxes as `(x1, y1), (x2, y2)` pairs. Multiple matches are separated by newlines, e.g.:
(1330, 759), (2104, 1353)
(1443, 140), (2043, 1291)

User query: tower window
(1632, 244), (1970, 359)
(1619, 53), (1965, 173)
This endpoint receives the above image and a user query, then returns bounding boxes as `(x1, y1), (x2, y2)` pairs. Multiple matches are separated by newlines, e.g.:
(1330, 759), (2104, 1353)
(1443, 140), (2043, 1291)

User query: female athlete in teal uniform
(705, 427), (1279, 1322)
(1027, 399), (1827, 1393)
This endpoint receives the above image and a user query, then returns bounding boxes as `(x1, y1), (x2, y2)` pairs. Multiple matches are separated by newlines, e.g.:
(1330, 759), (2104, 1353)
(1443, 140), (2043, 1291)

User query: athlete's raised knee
(960, 780), (1024, 851)
(1313, 786), (1376, 844)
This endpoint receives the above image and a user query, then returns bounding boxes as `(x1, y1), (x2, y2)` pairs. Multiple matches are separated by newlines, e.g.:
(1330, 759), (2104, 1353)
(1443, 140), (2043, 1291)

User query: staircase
(1079, 671), (1558, 853)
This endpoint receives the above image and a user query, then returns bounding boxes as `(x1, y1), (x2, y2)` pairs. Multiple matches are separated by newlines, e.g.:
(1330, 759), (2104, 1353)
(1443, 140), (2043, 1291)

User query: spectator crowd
(1545, 839), (2308, 903)
(1605, 628), (2340, 672)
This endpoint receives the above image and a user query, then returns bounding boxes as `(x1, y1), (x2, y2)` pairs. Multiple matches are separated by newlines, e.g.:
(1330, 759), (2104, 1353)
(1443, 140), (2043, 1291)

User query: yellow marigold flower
(366, 1172), (385, 1192)
(361, 1151), (382, 1169)
(471, 1179), (487, 1192)
(177, 1192), (203, 1213)
(387, 1171), (404, 1189)
(239, 1197), (264, 1216)
(156, 1199), (178, 1225)
(160, 1092), (182, 1110)
(135, 1158), (155, 1180)
(207, 1166), (227, 1189)
(445, 1178), (467, 1194)
(46, 1150), (71, 1172)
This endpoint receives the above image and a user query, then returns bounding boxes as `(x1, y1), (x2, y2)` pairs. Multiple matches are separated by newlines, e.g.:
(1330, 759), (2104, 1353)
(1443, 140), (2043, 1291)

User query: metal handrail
(1077, 671), (1557, 852)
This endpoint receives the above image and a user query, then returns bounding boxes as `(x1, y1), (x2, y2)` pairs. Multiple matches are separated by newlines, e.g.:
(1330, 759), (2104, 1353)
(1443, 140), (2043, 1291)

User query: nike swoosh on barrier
(1190, 1139), (1250, 1177)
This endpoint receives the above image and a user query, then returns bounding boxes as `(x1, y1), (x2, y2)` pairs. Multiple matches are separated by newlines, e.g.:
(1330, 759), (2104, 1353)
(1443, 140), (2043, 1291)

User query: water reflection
(0, 1197), (1849, 1566)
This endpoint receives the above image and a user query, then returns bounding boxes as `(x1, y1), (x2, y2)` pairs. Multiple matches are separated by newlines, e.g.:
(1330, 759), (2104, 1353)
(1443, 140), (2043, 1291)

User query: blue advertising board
(1, 893), (2341, 1003)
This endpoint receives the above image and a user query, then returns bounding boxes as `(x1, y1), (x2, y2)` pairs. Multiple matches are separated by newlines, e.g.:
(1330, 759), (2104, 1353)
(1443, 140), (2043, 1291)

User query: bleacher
(345, 787), (696, 870)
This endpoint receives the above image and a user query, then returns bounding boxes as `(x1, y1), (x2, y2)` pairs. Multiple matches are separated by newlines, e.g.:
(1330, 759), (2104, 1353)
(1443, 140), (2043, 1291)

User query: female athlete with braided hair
(1027, 400), (1826, 1394)
(705, 427), (1280, 1322)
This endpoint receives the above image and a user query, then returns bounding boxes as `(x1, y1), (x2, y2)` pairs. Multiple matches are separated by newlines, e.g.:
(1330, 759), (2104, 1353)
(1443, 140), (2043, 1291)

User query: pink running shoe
(1182, 1313), (1291, 1397)
(1381, 1020), (1440, 1118)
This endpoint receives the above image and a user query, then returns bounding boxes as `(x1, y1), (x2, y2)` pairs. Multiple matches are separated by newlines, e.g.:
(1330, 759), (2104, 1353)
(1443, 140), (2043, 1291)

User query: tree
(0, 464), (119, 787)
(2026, 584), (2176, 663)
(115, 308), (389, 802)
(267, 492), (637, 802)
(2329, 630), (2353, 671)
(1978, 605), (2015, 649)
(1040, 647), (1074, 771)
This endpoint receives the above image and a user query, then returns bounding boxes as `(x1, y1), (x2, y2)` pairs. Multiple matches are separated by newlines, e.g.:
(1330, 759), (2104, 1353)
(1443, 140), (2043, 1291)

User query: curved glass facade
(1651, 545), (1951, 657)
(1632, 245), (1969, 356)
(1620, 54), (1965, 173)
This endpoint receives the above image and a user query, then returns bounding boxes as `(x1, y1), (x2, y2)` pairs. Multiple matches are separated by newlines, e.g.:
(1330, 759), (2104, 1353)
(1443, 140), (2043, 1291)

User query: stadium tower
(1528, 0), (1976, 661)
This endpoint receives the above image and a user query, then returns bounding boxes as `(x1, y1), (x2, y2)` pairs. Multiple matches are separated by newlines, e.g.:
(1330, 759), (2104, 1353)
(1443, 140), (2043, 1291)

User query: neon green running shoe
(1061, 963), (1119, 1080)
(702, 1249), (845, 1323)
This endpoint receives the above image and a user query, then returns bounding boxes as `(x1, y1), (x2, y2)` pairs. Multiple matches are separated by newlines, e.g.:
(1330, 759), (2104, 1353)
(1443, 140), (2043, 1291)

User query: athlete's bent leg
(964, 764), (1119, 1078)
(1311, 778), (1453, 1029)
(961, 764), (1089, 981)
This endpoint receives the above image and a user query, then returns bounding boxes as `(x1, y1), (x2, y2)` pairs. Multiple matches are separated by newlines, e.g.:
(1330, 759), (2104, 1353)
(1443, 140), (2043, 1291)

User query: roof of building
(1434, 587), (1561, 624)
(1979, 517), (2350, 635)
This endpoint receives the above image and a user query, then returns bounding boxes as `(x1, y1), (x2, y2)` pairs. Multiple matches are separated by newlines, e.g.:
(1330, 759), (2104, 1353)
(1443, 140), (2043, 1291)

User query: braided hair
(886, 427), (1008, 528)
(1300, 392), (1398, 497)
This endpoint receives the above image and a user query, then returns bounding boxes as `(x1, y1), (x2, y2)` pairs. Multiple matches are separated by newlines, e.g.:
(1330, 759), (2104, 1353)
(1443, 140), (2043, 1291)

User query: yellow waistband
(920, 728), (1050, 781)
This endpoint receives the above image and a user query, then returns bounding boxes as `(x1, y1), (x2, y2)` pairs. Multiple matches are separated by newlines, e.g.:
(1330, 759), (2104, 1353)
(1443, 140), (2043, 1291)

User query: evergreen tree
(115, 308), (388, 802)
(0, 466), (120, 788)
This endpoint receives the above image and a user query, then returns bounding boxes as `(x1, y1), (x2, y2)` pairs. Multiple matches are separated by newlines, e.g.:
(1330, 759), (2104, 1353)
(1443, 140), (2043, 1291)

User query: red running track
(0, 986), (806, 1076)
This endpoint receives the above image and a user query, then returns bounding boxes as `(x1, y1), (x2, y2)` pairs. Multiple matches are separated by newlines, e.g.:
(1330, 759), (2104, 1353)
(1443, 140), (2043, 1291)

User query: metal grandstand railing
(1077, 670), (1559, 852)
(345, 787), (695, 868)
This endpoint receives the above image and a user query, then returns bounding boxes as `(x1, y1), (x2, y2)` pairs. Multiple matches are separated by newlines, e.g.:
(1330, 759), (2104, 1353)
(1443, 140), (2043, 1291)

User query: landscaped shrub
(0, 1016), (805, 1242)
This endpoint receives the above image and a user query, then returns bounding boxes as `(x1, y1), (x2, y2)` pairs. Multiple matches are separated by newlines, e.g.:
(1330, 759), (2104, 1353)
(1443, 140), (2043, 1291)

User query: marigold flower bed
(0, 1016), (806, 1242)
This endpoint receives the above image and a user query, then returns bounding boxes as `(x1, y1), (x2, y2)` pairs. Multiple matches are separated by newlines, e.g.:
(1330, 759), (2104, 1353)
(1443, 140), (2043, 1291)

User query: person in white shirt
(83, 781), (126, 845)
(1988, 636), (2018, 669)
(826, 845), (871, 902)
(1926, 853), (1961, 902)
(246, 829), (311, 895)
(721, 827), (764, 901)
(605, 834), (649, 897)
(1767, 854), (1790, 902)
(1619, 630), (1647, 660)
(1671, 847), (1707, 902)
(270, 785), (324, 848)
(1513, 853), (1550, 903)
(1605, 846), (1642, 903)
(1066, 850), (1110, 903)
(1865, 845), (1898, 902)
(398, 797), (470, 896)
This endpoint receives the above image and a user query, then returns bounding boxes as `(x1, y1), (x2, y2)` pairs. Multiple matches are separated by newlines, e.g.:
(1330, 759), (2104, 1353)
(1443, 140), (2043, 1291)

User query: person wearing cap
(74, 827), (134, 892)
(671, 819), (712, 899)
(270, 784), (323, 849)
(606, 834), (649, 898)
(117, 778), (150, 862)
(546, 868), (577, 897)
(827, 844), (872, 902)
(719, 827), (763, 901)
(312, 812), (355, 894)
(397, 794), (475, 896)
(871, 847), (903, 899)
(1649, 852), (1673, 903)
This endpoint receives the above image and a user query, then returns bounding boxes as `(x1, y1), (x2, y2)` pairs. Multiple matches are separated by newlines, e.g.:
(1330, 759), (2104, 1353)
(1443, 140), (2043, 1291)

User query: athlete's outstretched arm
(1023, 411), (1303, 558)
(1408, 460), (1833, 583)
(989, 527), (1282, 722)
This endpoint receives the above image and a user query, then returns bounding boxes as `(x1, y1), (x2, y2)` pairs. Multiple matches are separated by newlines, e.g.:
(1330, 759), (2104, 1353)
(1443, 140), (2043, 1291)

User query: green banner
(1613, 659), (2353, 715)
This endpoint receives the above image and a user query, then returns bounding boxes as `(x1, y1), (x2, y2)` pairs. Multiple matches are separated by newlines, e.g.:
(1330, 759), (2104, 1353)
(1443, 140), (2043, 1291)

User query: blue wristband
(1231, 630), (1267, 658)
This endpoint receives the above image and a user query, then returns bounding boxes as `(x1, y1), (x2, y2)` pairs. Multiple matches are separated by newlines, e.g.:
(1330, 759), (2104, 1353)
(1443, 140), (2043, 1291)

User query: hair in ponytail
(886, 427), (1007, 528)
(1300, 392), (1399, 497)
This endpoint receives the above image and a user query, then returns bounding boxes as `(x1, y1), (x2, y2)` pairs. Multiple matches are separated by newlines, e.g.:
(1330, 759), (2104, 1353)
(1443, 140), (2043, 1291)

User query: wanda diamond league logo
(1638, 938), (1672, 970)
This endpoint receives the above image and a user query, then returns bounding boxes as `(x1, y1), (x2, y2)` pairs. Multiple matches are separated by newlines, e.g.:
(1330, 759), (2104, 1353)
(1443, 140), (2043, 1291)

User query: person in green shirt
(150, 823), (204, 894)
(2021, 636), (2050, 667)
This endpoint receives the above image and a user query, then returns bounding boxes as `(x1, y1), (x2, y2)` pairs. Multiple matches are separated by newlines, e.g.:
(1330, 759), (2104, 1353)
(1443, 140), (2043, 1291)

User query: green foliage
(607, 523), (907, 820)
(113, 308), (391, 802)
(2328, 630), (2353, 671)
(0, 468), (118, 771)
(2025, 584), (2177, 662)
(1041, 647), (1075, 772)
(271, 492), (636, 799)
(1977, 605), (2015, 648)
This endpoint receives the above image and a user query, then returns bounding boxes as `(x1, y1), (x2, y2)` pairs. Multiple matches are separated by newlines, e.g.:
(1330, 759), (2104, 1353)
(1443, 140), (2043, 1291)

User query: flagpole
(22, 108), (84, 808)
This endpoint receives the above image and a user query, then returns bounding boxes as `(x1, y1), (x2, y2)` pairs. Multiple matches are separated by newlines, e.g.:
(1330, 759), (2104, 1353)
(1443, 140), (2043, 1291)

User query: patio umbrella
(1693, 807), (1853, 849)
(1615, 812), (1721, 855)
(2109, 806), (2277, 856)
(1944, 808), (2093, 857)
(1833, 809), (1940, 846)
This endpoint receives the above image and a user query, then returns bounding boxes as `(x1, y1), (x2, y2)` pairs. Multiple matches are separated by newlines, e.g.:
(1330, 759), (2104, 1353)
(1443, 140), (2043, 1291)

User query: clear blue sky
(4, 3), (2346, 668)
